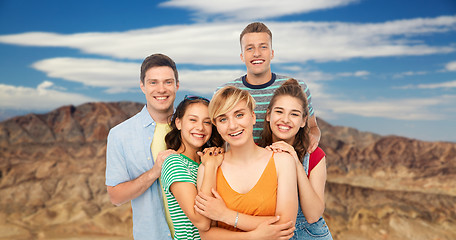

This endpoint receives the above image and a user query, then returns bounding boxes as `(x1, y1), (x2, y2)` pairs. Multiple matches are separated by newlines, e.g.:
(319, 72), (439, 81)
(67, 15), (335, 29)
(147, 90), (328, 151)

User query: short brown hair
(240, 22), (272, 46)
(140, 53), (178, 84)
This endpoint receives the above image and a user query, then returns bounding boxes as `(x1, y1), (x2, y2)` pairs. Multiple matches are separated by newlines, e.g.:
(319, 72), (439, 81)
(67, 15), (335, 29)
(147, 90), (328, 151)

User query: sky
(0, 0), (455, 142)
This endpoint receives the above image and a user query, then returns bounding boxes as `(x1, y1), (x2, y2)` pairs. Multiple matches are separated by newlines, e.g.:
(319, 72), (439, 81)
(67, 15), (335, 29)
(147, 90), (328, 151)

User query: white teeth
(156, 97), (167, 100)
(193, 133), (204, 138)
(230, 130), (243, 136)
(252, 60), (263, 64)
(278, 126), (290, 130)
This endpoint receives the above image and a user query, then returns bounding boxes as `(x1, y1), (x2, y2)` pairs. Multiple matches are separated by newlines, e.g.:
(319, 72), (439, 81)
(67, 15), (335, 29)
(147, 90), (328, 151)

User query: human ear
(176, 118), (182, 130)
(301, 116), (307, 128)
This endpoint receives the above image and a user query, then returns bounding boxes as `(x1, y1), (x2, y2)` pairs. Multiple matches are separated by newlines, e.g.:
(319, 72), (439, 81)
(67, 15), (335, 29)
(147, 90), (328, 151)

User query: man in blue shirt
(105, 53), (179, 239)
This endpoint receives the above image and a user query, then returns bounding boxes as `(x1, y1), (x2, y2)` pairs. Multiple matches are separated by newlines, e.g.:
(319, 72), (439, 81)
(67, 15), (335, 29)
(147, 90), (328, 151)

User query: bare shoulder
(273, 152), (295, 170)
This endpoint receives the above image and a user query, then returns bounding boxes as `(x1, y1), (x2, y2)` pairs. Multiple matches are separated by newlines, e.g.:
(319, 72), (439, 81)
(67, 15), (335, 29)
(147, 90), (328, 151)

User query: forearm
(217, 210), (271, 232)
(296, 165), (325, 223)
(107, 167), (160, 206)
(200, 227), (254, 240)
(194, 162), (220, 231)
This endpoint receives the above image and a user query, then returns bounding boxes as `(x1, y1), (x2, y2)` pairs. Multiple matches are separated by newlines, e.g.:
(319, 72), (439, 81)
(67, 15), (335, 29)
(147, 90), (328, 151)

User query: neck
(245, 70), (272, 85)
(227, 139), (261, 163)
(272, 135), (295, 146)
(147, 107), (173, 124)
(178, 145), (201, 164)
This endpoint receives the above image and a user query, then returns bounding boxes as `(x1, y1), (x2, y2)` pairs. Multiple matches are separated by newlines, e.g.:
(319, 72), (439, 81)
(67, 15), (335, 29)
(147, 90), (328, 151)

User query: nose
(283, 114), (290, 123)
(196, 121), (204, 131)
(253, 47), (260, 57)
(156, 82), (167, 93)
(228, 118), (237, 130)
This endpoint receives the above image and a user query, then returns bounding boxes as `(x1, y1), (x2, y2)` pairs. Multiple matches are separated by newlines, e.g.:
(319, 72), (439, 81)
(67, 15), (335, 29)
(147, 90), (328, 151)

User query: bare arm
(274, 152), (299, 226)
(200, 217), (294, 240)
(296, 157), (327, 223)
(107, 149), (175, 205)
(307, 115), (320, 153)
(195, 189), (272, 231)
(268, 142), (326, 223)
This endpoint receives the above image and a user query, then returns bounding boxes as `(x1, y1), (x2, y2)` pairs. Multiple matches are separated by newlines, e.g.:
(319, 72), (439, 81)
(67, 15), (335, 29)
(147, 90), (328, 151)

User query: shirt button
(147, 157), (151, 160)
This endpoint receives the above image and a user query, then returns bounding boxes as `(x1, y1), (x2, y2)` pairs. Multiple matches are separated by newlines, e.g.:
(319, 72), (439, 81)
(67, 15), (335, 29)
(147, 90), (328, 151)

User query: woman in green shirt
(161, 95), (224, 240)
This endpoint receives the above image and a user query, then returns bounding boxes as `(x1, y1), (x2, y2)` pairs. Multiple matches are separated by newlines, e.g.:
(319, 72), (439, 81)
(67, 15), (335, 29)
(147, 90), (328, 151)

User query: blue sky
(0, 0), (455, 142)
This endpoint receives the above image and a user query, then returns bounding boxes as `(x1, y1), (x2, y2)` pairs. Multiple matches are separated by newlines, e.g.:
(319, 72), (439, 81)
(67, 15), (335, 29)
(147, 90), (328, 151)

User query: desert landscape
(0, 102), (455, 240)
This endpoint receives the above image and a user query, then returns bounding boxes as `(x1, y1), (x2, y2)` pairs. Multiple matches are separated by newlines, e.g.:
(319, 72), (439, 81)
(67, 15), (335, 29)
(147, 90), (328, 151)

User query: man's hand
(152, 149), (177, 176)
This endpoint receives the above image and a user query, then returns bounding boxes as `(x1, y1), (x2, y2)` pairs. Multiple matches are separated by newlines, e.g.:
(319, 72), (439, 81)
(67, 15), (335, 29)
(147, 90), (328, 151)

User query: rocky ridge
(0, 102), (455, 240)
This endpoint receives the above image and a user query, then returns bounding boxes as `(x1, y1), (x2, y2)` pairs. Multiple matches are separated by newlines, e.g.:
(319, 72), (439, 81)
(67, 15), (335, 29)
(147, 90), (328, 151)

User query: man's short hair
(140, 53), (179, 84)
(240, 22), (272, 46)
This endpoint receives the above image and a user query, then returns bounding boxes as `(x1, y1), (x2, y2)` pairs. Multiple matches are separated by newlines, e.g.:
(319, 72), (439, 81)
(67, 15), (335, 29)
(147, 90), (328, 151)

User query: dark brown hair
(140, 53), (179, 84)
(259, 78), (310, 161)
(165, 99), (224, 152)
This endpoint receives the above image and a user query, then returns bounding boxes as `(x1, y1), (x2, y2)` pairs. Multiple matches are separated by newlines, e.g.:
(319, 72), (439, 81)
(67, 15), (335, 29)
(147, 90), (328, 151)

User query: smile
(192, 133), (205, 139)
(229, 130), (243, 137)
(154, 96), (168, 101)
(251, 60), (264, 65)
(278, 125), (291, 130)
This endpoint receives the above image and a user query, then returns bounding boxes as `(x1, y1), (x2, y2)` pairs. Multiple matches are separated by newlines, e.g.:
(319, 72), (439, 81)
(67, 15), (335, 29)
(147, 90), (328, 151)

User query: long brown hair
(259, 78), (310, 161)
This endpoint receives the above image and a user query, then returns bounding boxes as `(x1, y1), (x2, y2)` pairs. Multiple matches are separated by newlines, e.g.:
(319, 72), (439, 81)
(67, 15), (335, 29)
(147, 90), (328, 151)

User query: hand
(266, 141), (299, 163)
(153, 149), (177, 173)
(307, 133), (319, 153)
(194, 188), (228, 222)
(198, 147), (224, 167)
(250, 216), (295, 240)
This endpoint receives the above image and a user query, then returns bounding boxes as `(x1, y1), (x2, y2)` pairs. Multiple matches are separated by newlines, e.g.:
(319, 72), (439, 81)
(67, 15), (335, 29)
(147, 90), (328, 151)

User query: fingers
(211, 188), (222, 199)
(265, 215), (280, 225)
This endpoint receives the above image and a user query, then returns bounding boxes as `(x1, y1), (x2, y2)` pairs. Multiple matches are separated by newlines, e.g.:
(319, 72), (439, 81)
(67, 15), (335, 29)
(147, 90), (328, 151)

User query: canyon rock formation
(0, 102), (454, 240)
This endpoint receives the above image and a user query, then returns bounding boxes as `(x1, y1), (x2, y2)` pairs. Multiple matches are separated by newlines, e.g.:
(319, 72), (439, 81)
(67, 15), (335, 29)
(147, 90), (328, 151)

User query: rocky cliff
(0, 102), (454, 240)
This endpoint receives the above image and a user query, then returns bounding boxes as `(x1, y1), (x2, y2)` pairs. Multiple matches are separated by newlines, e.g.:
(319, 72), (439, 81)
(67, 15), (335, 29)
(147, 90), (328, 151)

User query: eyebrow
(273, 106), (302, 113)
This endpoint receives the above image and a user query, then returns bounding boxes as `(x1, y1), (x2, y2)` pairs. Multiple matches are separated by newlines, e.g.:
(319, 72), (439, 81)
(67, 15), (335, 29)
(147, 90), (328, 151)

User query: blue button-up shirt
(106, 106), (172, 240)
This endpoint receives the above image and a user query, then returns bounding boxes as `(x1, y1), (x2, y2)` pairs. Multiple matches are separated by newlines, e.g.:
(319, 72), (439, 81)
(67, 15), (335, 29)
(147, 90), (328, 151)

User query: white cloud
(397, 80), (456, 89)
(445, 61), (456, 71)
(315, 94), (454, 121)
(31, 58), (140, 93)
(338, 71), (370, 77)
(0, 82), (97, 111)
(159, 0), (359, 21)
(31, 57), (244, 95)
(179, 69), (245, 94)
(0, 16), (455, 65)
(393, 71), (428, 78)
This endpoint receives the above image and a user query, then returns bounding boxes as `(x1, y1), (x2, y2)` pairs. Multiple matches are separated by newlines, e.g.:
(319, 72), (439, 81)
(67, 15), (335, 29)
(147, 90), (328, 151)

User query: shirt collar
(139, 105), (156, 128)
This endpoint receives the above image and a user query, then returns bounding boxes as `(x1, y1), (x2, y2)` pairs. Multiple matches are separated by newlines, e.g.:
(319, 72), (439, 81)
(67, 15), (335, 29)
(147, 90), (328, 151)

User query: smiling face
(175, 102), (212, 153)
(214, 100), (256, 147)
(267, 95), (307, 144)
(140, 66), (179, 120)
(240, 32), (274, 79)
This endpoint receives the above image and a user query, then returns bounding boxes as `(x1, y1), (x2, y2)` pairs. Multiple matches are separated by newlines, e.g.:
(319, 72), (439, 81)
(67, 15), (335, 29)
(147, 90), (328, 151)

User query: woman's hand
(266, 141), (299, 163)
(198, 147), (224, 167)
(194, 188), (228, 222)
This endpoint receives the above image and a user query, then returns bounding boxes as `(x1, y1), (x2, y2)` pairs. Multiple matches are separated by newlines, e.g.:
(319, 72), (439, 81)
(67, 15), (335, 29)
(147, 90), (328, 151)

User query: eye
(189, 118), (197, 122)
(149, 81), (157, 85)
(274, 110), (283, 114)
(165, 80), (173, 85)
(236, 113), (244, 118)
(291, 113), (300, 117)
(204, 121), (212, 125)
(218, 117), (227, 123)
(246, 47), (253, 51)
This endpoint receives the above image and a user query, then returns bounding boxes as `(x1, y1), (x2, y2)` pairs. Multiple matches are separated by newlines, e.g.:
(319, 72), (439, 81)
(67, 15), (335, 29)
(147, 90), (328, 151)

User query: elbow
(304, 206), (325, 224)
(107, 187), (124, 206)
(195, 221), (211, 232)
(305, 215), (320, 224)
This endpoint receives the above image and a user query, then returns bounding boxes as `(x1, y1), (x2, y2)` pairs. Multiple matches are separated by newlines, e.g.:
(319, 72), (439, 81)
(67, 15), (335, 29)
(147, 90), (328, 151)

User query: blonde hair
(209, 86), (256, 124)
